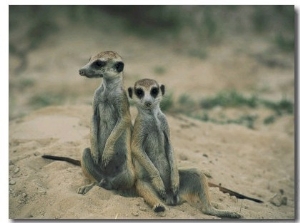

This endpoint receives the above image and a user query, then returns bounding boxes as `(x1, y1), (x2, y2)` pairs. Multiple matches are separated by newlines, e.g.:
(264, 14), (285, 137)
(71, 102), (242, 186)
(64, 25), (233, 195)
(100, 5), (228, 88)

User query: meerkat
(43, 51), (135, 195)
(128, 78), (242, 218)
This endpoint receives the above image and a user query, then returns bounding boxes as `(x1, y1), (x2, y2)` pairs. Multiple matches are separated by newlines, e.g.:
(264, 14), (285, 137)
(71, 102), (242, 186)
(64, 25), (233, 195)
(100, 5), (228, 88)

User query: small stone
(38, 189), (46, 195)
(156, 211), (166, 217)
(203, 154), (208, 158)
(131, 211), (139, 216)
(22, 193), (27, 198)
(9, 180), (16, 185)
(139, 206), (147, 211)
(179, 153), (188, 161)
(281, 197), (288, 205)
(14, 167), (20, 174)
(269, 191), (288, 207)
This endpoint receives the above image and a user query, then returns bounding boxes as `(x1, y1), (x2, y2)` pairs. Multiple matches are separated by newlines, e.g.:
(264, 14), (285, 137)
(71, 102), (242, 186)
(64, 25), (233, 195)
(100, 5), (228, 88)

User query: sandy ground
(8, 20), (295, 220)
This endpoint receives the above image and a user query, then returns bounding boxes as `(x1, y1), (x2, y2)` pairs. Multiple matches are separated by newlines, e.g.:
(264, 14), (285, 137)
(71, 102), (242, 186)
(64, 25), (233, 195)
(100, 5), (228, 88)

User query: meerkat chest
(97, 92), (119, 124)
(144, 121), (170, 180)
(144, 118), (166, 159)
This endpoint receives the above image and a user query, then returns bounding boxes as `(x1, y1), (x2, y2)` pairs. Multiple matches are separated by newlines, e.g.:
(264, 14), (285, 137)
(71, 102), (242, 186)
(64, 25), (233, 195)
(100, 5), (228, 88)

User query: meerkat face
(128, 79), (165, 110)
(79, 51), (124, 79)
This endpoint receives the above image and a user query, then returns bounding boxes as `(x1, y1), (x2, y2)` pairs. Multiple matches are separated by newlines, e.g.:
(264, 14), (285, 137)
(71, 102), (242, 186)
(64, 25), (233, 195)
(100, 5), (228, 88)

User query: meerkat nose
(79, 69), (85, 76)
(145, 101), (152, 107)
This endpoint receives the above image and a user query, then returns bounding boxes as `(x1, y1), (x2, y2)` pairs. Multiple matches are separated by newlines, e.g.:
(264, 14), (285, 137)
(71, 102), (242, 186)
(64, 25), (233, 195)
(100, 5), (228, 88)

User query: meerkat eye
(150, 87), (159, 98)
(135, 88), (144, 99)
(115, 62), (124, 72)
(92, 60), (106, 69)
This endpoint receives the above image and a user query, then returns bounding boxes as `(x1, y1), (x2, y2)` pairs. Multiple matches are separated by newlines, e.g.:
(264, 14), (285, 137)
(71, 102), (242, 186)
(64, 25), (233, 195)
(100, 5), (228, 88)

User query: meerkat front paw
(171, 182), (179, 196)
(166, 193), (180, 206)
(151, 176), (167, 200)
(93, 156), (99, 165)
(101, 148), (114, 167)
(91, 150), (99, 165)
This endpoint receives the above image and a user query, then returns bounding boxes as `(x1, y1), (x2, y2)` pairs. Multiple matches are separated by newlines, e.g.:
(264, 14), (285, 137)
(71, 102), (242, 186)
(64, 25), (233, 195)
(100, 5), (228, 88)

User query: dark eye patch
(135, 88), (144, 99)
(115, 62), (124, 72)
(150, 87), (159, 98)
(92, 60), (106, 69)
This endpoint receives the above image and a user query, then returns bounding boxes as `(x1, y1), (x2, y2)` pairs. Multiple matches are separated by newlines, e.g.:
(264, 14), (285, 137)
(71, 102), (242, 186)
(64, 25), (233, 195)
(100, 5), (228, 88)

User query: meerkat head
(79, 51), (124, 80)
(128, 79), (165, 110)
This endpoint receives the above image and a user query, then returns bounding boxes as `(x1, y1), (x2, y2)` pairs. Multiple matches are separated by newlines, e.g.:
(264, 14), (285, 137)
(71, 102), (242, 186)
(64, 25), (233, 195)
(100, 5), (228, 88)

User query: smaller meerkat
(43, 51), (135, 195)
(128, 78), (241, 218)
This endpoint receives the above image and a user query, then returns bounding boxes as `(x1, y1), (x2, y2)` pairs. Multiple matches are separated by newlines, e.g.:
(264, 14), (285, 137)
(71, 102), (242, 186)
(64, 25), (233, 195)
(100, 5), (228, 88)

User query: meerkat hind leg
(102, 166), (135, 191)
(78, 148), (105, 194)
(178, 169), (241, 219)
(136, 179), (166, 212)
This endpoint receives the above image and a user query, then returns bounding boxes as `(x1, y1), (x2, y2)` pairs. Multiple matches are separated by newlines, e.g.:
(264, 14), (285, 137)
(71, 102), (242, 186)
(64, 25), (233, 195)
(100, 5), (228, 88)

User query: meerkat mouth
(80, 73), (103, 78)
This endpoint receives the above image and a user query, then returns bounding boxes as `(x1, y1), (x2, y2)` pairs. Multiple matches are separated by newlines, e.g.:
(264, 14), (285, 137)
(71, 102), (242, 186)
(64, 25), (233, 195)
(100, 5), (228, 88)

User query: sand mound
(9, 105), (294, 219)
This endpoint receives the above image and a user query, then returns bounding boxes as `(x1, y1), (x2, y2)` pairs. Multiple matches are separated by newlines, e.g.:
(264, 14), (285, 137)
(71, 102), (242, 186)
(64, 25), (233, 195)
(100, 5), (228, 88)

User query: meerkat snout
(145, 101), (152, 107)
(79, 68), (86, 76)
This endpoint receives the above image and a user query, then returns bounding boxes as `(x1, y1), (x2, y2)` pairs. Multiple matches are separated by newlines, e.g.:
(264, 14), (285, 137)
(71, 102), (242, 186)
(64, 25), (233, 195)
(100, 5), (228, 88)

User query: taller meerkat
(77, 51), (135, 193)
(128, 79), (241, 218)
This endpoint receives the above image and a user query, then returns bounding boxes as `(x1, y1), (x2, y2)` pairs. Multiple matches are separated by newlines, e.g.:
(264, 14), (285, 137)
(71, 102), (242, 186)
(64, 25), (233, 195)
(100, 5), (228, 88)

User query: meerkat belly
(98, 102), (128, 175)
(145, 131), (171, 187)
(98, 102), (118, 151)
(103, 135), (128, 176)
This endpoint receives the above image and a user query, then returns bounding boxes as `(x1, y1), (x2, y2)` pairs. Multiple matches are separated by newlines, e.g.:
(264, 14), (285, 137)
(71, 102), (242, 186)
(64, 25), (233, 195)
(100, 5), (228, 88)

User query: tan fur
(134, 78), (159, 88)
(92, 51), (122, 60)
(128, 79), (241, 218)
(77, 51), (135, 194)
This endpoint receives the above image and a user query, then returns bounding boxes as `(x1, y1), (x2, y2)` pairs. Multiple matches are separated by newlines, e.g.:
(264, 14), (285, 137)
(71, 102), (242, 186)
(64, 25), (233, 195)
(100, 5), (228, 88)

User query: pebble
(131, 211), (139, 217)
(22, 193), (27, 198)
(269, 190), (288, 207)
(14, 167), (20, 174)
(156, 211), (166, 217)
(38, 189), (47, 195)
(9, 180), (16, 185)
(139, 207), (147, 211)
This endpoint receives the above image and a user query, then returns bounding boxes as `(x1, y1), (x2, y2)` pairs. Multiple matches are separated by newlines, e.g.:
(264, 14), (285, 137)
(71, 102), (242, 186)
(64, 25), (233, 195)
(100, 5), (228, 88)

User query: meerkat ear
(115, 62), (124, 72)
(128, 87), (133, 98)
(160, 84), (165, 96)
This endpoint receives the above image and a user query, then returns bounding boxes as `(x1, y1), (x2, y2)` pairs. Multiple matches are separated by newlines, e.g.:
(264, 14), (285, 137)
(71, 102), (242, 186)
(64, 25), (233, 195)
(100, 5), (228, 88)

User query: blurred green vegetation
(10, 5), (294, 54)
(153, 66), (167, 75)
(160, 92), (174, 112)
(29, 92), (64, 109)
(200, 91), (258, 109)
(161, 90), (294, 129)
(9, 5), (294, 75)
(9, 6), (294, 119)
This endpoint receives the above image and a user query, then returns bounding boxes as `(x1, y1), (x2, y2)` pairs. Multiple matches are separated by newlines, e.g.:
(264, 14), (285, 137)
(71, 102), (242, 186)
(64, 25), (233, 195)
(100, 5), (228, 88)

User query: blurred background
(9, 5), (294, 131)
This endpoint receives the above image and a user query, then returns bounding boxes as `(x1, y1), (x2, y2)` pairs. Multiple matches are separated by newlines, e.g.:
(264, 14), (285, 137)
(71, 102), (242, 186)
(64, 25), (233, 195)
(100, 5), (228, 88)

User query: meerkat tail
(42, 155), (81, 166)
(208, 182), (263, 203)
